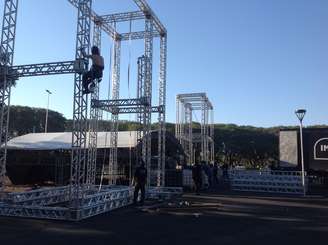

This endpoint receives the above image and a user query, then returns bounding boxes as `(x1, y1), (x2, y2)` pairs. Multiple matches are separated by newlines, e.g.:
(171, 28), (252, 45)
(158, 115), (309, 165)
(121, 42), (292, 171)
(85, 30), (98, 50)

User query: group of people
(132, 160), (231, 204)
(192, 161), (228, 194)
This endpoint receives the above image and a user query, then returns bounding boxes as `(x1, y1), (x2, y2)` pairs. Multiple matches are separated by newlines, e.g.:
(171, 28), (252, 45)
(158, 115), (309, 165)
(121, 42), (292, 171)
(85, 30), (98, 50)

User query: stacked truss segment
(157, 35), (167, 187)
(86, 21), (102, 186)
(0, 0), (18, 189)
(70, 0), (92, 209)
(143, 15), (153, 186)
(108, 39), (121, 185)
(176, 93), (215, 165)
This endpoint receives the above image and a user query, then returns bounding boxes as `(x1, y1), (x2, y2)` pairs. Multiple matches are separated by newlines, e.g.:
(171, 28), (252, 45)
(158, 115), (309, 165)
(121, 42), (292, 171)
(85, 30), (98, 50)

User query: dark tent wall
(6, 131), (185, 186)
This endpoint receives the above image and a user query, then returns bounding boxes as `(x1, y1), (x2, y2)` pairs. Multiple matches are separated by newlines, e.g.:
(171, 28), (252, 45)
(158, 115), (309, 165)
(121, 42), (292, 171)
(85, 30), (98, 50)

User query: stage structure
(176, 93), (214, 165)
(91, 0), (168, 187)
(0, 0), (175, 221)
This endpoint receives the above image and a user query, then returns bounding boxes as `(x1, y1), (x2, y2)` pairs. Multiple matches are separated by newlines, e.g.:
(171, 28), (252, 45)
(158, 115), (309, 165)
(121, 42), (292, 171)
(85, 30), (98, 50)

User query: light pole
(45, 89), (52, 133)
(295, 109), (306, 196)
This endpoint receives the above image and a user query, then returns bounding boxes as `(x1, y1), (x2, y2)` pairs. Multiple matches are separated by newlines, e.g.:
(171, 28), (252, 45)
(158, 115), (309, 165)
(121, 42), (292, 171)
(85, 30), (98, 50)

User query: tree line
(8, 105), (328, 168)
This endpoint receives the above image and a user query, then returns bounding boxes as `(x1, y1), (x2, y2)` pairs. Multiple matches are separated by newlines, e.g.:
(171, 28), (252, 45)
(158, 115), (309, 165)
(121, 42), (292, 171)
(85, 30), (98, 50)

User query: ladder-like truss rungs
(4, 60), (84, 79)
(114, 106), (163, 114)
(94, 105), (163, 115)
(92, 98), (149, 108)
(120, 31), (160, 41)
(101, 11), (145, 23)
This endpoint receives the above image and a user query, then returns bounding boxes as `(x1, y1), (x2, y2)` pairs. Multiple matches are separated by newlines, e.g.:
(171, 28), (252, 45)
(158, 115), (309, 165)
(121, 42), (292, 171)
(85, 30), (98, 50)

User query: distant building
(5, 131), (185, 186)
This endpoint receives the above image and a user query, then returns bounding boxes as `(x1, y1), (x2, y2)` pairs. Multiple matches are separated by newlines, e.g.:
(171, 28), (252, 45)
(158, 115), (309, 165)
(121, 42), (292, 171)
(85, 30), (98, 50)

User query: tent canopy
(6, 132), (138, 150)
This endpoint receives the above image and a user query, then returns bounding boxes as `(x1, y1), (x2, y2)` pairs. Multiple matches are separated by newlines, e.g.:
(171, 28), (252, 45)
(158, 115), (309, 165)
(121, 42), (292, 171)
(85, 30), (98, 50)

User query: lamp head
(295, 109), (306, 122)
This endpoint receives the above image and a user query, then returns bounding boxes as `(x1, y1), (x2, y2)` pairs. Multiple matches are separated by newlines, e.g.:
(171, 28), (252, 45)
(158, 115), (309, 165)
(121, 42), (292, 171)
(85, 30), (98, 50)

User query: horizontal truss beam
(101, 11), (145, 23)
(120, 31), (160, 41)
(3, 60), (84, 78)
(95, 106), (164, 115)
(92, 98), (149, 108)
(176, 93), (207, 98)
(92, 98), (163, 114)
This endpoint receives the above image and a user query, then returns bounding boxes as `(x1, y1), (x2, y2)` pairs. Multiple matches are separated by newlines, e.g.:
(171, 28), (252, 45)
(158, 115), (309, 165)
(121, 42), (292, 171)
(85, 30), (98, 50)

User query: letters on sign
(314, 138), (328, 160)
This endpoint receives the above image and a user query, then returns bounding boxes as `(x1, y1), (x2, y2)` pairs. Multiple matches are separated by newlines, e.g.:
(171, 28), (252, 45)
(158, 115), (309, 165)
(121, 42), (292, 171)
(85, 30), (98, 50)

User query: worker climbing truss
(0, 0), (171, 221)
(176, 93), (215, 165)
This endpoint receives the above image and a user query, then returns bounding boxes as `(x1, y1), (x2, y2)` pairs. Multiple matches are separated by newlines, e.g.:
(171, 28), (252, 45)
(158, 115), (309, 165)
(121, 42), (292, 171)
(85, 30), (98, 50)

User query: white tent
(6, 132), (138, 150)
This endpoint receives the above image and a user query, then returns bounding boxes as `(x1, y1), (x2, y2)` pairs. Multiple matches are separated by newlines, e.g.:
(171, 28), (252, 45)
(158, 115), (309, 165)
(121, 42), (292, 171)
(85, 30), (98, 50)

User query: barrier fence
(229, 170), (307, 195)
(182, 168), (307, 195)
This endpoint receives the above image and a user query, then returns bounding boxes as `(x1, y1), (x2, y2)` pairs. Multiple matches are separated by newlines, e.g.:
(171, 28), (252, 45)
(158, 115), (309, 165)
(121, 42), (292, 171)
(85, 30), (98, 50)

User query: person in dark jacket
(213, 162), (219, 185)
(133, 160), (147, 205)
(192, 162), (203, 195)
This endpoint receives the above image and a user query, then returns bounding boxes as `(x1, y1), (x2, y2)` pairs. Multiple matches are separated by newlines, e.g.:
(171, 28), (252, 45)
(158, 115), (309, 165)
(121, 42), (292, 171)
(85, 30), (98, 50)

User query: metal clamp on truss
(0, 65), (8, 78)
(0, 51), (10, 65)
(74, 58), (88, 74)
(0, 65), (18, 86)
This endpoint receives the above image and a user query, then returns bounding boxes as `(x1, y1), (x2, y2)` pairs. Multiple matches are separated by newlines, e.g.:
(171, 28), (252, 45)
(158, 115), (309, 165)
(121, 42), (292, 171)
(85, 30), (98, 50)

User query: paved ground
(0, 192), (328, 245)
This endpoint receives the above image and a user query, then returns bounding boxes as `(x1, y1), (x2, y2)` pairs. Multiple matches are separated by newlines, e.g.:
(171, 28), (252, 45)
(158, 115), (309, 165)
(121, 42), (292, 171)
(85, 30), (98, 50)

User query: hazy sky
(3, 0), (328, 127)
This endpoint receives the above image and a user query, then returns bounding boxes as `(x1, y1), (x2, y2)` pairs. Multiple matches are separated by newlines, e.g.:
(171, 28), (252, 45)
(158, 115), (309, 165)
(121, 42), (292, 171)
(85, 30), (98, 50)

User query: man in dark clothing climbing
(192, 162), (203, 195)
(133, 160), (147, 205)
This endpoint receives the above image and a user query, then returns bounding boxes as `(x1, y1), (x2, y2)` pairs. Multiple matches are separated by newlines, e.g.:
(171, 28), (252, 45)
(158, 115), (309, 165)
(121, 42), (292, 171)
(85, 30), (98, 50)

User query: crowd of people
(191, 161), (229, 194)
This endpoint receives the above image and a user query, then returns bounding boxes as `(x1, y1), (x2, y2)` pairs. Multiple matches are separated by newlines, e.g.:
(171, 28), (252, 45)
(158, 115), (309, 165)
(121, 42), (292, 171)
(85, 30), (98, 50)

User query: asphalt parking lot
(0, 192), (327, 245)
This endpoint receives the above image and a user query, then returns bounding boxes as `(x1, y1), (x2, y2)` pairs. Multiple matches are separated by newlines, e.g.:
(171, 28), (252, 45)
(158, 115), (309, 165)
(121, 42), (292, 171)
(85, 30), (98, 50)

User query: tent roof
(6, 132), (138, 150)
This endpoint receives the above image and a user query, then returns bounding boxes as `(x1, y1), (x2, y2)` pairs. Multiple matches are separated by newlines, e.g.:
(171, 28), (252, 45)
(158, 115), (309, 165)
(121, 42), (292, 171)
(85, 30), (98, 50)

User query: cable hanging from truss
(99, 21), (116, 189)
(128, 19), (133, 185)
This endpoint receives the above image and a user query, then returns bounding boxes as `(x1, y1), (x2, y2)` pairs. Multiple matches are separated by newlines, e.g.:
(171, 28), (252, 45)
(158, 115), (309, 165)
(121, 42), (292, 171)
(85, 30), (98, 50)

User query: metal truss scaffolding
(91, 0), (167, 188)
(0, 0), (171, 221)
(176, 93), (215, 165)
(0, 0), (18, 189)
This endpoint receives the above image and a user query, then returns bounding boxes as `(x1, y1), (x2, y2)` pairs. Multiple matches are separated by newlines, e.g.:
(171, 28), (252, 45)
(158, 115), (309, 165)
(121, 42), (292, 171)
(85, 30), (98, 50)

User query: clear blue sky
(2, 0), (328, 127)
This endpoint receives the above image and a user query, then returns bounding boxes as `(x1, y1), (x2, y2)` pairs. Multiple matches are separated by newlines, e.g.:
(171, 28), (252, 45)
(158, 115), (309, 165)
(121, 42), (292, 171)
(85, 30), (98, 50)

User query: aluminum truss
(5, 60), (84, 78)
(176, 93), (215, 165)
(0, 0), (18, 189)
(0, 0), (171, 221)
(108, 38), (121, 185)
(0, 0), (130, 221)
(86, 20), (102, 186)
(69, 0), (92, 210)
(92, 0), (167, 187)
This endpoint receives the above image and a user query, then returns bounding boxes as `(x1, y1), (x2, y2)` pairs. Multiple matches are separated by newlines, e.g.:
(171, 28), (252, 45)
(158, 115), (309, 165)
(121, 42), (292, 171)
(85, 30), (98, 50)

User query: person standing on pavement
(192, 162), (203, 195)
(213, 162), (219, 186)
(133, 160), (147, 205)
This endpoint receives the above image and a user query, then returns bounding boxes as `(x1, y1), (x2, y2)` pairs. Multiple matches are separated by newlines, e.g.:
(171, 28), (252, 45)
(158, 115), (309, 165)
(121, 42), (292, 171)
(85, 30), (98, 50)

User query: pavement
(0, 191), (328, 245)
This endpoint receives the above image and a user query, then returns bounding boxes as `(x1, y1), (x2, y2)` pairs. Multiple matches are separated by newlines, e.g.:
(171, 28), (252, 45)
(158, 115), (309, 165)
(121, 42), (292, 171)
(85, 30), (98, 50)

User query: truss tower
(176, 93), (215, 165)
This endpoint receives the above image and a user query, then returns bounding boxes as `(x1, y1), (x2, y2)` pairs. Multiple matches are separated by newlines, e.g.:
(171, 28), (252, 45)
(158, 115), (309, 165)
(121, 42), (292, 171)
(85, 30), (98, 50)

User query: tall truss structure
(0, 0), (171, 221)
(176, 93), (215, 165)
(91, 0), (167, 187)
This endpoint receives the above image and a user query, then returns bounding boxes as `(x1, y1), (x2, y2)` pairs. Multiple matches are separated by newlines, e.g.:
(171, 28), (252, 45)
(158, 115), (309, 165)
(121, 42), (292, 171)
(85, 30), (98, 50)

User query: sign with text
(314, 138), (328, 160)
(309, 132), (328, 171)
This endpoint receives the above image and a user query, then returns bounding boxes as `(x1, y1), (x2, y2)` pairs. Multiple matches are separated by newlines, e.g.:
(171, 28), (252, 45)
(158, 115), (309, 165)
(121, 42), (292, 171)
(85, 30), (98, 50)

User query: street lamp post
(45, 90), (52, 133)
(295, 109), (306, 196)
